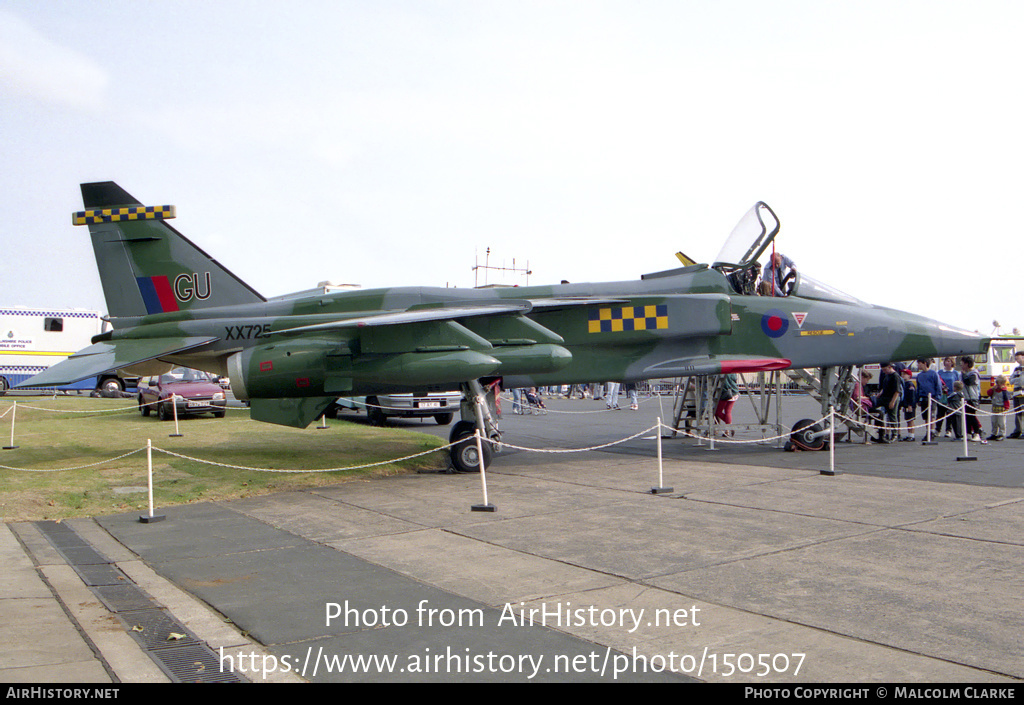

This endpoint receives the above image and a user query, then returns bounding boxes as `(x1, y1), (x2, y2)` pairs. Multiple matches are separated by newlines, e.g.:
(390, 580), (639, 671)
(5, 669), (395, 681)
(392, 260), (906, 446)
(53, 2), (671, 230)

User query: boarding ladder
(667, 372), (786, 444)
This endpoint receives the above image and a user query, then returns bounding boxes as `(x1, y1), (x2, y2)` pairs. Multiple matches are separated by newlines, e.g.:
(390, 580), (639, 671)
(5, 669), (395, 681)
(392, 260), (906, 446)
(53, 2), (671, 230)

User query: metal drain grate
(55, 545), (110, 565)
(93, 583), (159, 613)
(148, 643), (241, 683)
(34, 521), (111, 566)
(36, 522), (87, 548)
(73, 563), (129, 587)
(33, 520), (245, 683)
(118, 609), (200, 650)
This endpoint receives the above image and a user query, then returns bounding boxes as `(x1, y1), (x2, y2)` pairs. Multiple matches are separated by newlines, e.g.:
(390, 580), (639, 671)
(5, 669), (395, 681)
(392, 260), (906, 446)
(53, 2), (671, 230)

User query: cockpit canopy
(711, 201), (865, 306)
(712, 202), (779, 271)
(789, 272), (865, 306)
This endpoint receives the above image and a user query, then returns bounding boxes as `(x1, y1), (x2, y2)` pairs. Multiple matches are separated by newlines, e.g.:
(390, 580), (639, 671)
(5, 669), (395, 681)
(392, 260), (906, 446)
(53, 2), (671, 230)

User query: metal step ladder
(667, 366), (870, 445)
(668, 371), (786, 444)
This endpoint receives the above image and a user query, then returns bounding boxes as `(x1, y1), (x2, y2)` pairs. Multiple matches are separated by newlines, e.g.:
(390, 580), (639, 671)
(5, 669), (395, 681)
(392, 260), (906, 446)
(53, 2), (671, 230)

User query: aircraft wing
(269, 302), (535, 335)
(643, 355), (792, 377)
(526, 297), (629, 310)
(15, 337), (219, 388)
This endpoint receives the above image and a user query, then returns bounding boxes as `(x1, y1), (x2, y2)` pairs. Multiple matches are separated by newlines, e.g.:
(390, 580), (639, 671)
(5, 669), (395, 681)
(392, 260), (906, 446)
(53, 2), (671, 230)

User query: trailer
(0, 307), (132, 395)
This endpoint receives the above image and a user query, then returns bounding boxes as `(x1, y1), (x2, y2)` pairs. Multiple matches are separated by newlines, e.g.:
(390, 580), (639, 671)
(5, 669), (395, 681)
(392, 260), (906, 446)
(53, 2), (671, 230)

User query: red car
(138, 368), (227, 420)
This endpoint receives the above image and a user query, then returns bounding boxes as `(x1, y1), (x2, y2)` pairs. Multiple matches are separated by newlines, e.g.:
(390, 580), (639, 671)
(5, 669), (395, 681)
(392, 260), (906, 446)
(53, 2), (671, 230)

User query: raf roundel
(761, 309), (789, 338)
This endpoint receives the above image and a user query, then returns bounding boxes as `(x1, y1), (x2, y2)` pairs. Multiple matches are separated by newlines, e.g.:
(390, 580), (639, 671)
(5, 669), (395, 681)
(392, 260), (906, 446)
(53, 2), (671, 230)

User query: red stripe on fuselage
(719, 358), (791, 374)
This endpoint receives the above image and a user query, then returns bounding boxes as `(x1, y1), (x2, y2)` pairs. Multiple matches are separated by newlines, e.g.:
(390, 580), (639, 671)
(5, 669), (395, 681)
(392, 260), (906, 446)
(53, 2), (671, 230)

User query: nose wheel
(786, 418), (828, 451)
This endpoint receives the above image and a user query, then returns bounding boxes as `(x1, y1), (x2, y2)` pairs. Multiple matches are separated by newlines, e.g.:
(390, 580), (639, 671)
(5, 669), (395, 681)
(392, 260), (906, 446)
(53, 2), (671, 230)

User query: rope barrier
(500, 391), (664, 415)
(5, 394), (1018, 475)
(151, 442), (455, 474)
(834, 404), (1008, 435)
(0, 448), (146, 472)
(495, 425), (661, 453)
(13, 397), (247, 416)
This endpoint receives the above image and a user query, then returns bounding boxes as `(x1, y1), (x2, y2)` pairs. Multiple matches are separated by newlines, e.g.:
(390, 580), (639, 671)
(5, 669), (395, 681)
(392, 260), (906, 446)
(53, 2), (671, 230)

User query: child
(961, 357), (984, 442)
(714, 374), (740, 437)
(987, 376), (1012, 441)
(900, 368), (918, 441)
(946, 381), (965, 440)
(524, 387), (547, 414)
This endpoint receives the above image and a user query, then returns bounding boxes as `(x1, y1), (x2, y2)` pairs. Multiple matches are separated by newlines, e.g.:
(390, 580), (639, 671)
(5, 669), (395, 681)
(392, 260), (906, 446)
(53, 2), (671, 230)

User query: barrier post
(169, 395), (183, 438)
(822, 406), (836, 476)
(957, 398), (976, 462)
(139, 439), (166, 523)
(3, 401), (17, 450)
(922, 396), (937, 446)
(471, 429), (496, 512)
(318, 414), (328, 430)
(651, 418), (673, 494)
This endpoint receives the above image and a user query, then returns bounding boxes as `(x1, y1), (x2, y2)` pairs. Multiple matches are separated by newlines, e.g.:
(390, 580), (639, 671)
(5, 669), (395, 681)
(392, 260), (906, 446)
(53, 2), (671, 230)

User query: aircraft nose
(902, 312), (988, 361)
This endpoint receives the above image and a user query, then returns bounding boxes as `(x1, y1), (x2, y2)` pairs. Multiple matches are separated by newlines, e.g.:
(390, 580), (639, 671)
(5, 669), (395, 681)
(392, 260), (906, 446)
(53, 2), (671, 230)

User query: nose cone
(882, 308), (988, 362)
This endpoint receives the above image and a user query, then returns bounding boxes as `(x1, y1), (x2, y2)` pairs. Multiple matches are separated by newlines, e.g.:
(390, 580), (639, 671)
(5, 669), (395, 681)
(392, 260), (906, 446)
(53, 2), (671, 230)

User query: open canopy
(712, 201), (779, 271)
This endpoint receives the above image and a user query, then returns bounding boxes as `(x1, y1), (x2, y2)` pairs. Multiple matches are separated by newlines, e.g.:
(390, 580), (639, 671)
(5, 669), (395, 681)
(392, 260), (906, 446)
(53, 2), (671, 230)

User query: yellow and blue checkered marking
(72, 205), (176, 226)
(588, 304), (668, 333)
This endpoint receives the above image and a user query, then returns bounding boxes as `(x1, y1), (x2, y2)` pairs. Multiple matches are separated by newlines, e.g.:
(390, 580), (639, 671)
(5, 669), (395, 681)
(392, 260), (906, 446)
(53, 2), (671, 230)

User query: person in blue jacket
(936, 356), (962, 437)
(915, 357), (943, 438)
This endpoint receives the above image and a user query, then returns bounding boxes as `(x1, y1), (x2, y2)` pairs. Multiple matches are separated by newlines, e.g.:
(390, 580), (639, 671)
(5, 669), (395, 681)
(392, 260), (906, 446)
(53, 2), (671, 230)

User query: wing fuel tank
(489, 343), (572, 375)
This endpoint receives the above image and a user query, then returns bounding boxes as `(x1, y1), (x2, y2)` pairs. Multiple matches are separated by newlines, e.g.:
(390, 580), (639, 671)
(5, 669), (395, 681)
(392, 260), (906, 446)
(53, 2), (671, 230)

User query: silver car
(329, 392), (461, 426)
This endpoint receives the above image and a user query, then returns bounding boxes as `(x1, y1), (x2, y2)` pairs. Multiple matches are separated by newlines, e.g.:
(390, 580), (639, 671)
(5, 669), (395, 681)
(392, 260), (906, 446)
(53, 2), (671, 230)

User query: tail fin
(77, 182), (265, 324)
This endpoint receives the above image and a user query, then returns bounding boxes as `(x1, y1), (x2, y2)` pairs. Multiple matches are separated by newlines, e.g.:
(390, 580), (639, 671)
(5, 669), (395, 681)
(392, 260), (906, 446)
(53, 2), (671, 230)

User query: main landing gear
(449, 379), (502, 473)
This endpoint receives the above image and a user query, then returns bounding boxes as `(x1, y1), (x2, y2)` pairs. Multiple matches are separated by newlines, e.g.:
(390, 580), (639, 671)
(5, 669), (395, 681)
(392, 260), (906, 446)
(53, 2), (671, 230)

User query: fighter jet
(21, 182), (988, 471)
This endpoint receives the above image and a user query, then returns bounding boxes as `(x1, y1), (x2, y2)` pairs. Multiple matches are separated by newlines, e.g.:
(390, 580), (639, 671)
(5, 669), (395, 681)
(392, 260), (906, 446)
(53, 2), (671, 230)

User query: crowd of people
(853, 353), (1024, 444)
(509, 382), (644, 414)
(506, 351), (1024, 449)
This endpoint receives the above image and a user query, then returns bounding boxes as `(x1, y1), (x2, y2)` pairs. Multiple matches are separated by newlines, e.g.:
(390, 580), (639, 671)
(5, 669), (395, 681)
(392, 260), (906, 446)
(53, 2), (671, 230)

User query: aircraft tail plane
(77, 182), (265, 325)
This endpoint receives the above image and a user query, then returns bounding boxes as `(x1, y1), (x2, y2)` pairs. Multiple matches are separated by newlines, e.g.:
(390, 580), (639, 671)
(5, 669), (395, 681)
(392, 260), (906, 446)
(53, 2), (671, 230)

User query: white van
(977, 340), (1019, 396)
(0, 307), (130, 395)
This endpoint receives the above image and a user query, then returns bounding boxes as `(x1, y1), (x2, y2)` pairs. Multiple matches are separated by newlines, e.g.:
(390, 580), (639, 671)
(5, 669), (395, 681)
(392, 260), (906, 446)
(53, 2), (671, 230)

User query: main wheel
(790, 418), (826, 451)
(448, 420), (474, 444)
(449, 430), (492, 473)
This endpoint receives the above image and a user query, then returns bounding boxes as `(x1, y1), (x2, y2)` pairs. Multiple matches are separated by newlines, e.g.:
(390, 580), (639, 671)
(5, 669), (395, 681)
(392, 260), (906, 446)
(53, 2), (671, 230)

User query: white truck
(0, 307), (131, 395)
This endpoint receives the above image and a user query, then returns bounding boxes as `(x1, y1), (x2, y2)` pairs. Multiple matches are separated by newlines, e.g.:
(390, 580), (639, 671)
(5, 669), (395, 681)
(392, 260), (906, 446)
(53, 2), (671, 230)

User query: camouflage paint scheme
(22, 183), (988, 430)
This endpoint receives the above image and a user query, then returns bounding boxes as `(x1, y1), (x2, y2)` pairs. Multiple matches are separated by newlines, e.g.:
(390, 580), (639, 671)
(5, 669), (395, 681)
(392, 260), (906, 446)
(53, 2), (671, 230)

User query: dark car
(138, 368), (227, 420)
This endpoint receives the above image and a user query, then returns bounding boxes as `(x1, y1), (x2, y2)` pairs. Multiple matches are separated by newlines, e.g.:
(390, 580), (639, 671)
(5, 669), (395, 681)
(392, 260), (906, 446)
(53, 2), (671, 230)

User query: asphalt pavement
(2, 392), (1022, 683)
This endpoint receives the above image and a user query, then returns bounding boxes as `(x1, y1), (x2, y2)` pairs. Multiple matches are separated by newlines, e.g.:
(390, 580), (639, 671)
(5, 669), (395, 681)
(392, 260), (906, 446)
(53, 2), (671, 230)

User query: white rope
(7, 398), (1012, 475)
(14, 398), (249, 417)
(665, 421), (805, 445)
(493, 425), (660, 453)
(0, 447), (146, 472)
(501, 391), (659, 415)
(834, 404), (995, 434)
(18, 398), (160, 414)
(151, 442), (457, 474)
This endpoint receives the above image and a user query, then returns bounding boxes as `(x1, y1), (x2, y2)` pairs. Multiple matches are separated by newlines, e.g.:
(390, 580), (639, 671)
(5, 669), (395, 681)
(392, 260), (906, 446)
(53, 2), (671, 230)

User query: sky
(1, 1), (1021, 334)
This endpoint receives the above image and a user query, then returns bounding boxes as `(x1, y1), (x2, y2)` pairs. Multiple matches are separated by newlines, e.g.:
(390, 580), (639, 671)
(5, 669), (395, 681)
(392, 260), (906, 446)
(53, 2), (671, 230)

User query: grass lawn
(0, 396), (447, 522)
